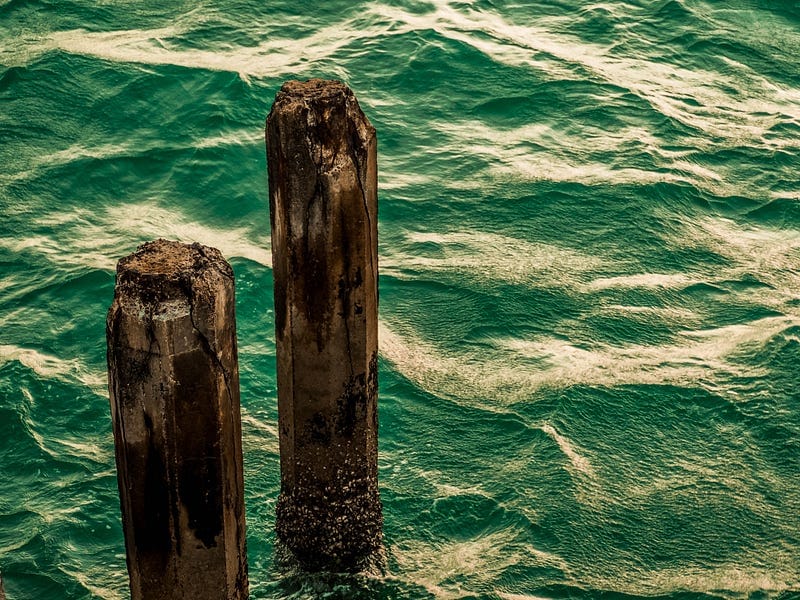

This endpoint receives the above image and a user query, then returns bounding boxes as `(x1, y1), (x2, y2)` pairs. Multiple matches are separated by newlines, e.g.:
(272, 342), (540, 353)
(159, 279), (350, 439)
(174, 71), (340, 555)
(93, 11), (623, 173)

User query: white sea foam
(431, 482), (485, 499)
(690, 216), (800, 268)
(507, 317), (790, 380)
(413, 468), (495, 501)
(635, 562), (799, 596)
(378, 171), (434, 190)
(379, 315), (795, 404)
(433, 113), (770, 197)
(437, 1), (799, 145)
(586, 273), (695, 290)
(2, 131), (263, 189)
(770, 190), (800, 200)
(601, 304), (698, 323)
(32, 16), (376, 81)
(57, 567), (125, 600)
(672, 215), (800, 309)
(0, 344), (105, 390)
(540, 423), (595, 478)
(240, 411), (280, 454)
(382, 230), (602, 287)
(430, 117), (759, 196)
(390, 527), (573, 598)
(495, 153), (684, 188)
(9, 0), (797, 157)
(10, 348), (54, 380)
(497, 594), (552, 600)
(13, 203), (271, 272)
(391, 528), (525, 598)
(55, 438), (111, 464)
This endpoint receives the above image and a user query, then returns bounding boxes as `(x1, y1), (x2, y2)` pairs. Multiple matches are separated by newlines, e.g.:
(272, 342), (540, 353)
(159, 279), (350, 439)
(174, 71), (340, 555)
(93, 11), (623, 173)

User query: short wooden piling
(0, 570), (5, 600)
(266, 79), (382, 570)
(106, 239), (248, 599)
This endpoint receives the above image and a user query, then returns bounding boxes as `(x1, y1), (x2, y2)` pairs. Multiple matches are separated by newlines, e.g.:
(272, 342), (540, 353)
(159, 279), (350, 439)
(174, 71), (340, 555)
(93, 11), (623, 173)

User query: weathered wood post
(0, 570), (5, 600)
(106, 239), (248, 599)
(266, 79), (382, 570)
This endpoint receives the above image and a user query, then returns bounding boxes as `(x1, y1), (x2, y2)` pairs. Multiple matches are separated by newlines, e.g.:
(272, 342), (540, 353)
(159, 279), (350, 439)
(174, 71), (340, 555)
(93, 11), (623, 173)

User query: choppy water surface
(2, 0), (800, 598)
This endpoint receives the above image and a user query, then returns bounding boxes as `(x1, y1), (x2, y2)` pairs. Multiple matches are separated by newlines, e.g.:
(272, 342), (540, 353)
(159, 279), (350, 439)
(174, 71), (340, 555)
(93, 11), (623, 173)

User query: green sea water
(2, 0), (800, 598)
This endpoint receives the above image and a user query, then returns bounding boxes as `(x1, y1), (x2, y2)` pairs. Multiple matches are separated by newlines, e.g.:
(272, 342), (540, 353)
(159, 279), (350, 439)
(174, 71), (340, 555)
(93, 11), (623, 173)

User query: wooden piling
(106, 239), (248, 599)
(266, 79), (382, 570)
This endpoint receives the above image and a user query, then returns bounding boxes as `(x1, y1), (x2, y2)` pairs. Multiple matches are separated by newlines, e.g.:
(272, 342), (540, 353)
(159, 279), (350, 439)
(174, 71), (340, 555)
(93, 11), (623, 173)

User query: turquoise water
(2, 0), (800, 598)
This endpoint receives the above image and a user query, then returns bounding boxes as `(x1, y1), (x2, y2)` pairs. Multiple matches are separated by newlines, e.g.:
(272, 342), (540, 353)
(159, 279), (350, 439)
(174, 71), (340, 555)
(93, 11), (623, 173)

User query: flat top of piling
(278, 79), (350, 102)
(118, 239), (229, 278)
(111, 240), (233, 310)
(121, 239), (199, 275)
(267, 78), (375, 156)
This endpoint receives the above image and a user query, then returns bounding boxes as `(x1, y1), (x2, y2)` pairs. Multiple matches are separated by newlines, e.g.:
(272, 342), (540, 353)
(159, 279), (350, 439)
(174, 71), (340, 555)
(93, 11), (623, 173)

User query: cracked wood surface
(106, 239), (248, 600)
(266, 79), (382, 571)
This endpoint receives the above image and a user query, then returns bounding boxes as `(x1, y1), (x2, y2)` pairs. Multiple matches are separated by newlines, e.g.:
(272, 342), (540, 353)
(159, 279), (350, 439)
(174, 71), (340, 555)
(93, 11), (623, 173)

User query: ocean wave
(56, 565), (126, 600)
(1, 130), (263, 191)
(687, 216), (800, 267)
(540, 423), (595, 478)
(1, 202), (271, 273)
(241, 410), (280, 455)
(5, 0), (795, 207)
(14, 385), (114, 466)
(390, 527), (527, 599)
(421, 103), (792, 202)
(382, 230), (603, 288)
(586, 273), (696, 289)
(379, 316), (796, 403)
(430, 119), (739, 192)
(11, 15), (374, 81)
(614, 561), (800, 597)
(5, 0), (797, 159)
(671, 215), (800, 309)
(379, 219), (795, 346)
(413, 0), (800, 147)
(0, 344), (105, 391)
(377, 171), (434, 190)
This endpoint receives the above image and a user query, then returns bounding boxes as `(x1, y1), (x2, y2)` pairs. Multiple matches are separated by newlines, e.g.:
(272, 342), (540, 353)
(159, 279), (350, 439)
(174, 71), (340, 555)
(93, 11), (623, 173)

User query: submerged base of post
(276, 482), (383, 571)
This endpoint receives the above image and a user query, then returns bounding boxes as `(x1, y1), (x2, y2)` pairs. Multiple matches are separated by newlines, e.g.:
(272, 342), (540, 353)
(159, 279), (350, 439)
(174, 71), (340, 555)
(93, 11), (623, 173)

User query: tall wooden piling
(106, 239), (248, 599)
(266, 79), (382, 570)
